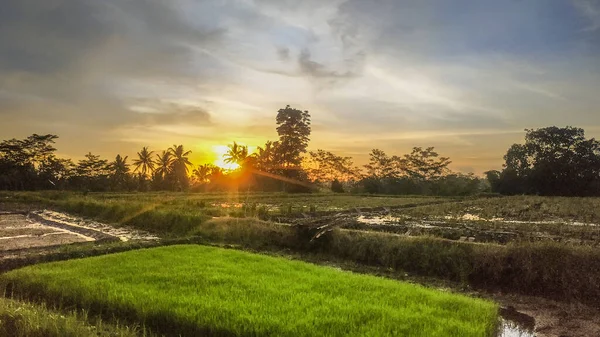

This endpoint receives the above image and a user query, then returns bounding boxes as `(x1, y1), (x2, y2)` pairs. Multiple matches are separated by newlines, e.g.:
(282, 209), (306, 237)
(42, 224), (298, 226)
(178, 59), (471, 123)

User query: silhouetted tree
(168, 145), (193, 190)
(401, 147), (451, 180)
(74, 153), (110, 191)
(495, 126), (600, 196)
(364, 149), (401, 179)
(37, 156), (75, 190)
(224, 142), (249, 168)
(192, 164), (212, 184)
(133, 147), (155, 177)
(110, 155), (131, 190)
(0, 134), (59, 190)
(275, 105), (311, 168)
(331, 179), (345, 193)
(306, 149), (360, 186)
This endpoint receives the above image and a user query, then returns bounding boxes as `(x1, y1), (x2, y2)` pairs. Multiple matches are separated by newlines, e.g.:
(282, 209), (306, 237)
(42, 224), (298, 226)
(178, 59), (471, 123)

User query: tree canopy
(492, 126), (600, 196)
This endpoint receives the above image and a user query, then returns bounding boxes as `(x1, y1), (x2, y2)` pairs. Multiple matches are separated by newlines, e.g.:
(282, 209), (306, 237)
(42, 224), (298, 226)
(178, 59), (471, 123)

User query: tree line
(1, 105), (599, 196)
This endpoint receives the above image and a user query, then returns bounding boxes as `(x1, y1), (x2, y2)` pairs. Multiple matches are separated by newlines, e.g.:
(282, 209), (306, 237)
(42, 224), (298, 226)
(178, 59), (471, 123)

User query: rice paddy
(0, 245), (499, 337)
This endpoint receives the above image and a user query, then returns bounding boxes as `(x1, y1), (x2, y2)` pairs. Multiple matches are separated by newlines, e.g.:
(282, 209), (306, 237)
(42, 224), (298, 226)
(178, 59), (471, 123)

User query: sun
(212, 145), (240, 170)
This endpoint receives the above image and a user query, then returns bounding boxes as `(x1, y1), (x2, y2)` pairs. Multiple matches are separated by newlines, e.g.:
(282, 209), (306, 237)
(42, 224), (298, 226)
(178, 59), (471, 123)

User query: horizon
(2, 0), (600, 174)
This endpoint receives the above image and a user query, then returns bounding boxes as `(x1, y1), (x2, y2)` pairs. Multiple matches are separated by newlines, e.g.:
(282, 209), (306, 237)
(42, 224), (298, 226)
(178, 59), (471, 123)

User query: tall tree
(110, 155), (130, 190)
(0, 134), (59, 190)
(133, 147), (155, 178)
(155, 150), (173, 180)
(38, 156), (75, 189)
(498, 126), (600, 196)
(275, 105), (311, 167)
(224, 142), (249, 169)
(254, 141), (277, 171)
(306, 149), (360, 184)
(168, 145), (193, 190)
(400, 147), (451, 180)
(192, 164), (213, 184)
(364, 149), (401, 178)
(74, 153), (110, 191)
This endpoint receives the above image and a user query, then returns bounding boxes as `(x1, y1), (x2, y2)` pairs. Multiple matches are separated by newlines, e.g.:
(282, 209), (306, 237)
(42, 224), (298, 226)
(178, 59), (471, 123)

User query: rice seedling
(0, 245), (498, 337)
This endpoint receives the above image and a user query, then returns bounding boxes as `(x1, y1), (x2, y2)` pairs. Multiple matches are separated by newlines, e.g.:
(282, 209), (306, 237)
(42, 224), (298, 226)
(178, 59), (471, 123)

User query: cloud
(573, 0), (600, 31)
(127, 100), (213, 126)
(277, 47), (291, 61)
(1, 0), (599, 175)
(298, 49), (357, 79)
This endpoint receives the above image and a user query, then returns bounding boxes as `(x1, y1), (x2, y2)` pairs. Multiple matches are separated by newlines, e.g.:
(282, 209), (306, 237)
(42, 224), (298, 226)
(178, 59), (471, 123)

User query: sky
(1, 0), (600, 174)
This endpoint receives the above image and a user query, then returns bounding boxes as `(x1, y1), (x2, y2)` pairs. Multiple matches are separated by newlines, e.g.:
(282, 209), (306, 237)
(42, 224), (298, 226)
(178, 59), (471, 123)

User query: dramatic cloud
(1, 0), (599, 173)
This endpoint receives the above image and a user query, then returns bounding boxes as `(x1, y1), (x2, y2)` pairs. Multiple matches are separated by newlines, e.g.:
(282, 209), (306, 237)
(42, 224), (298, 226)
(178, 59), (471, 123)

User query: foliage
(0, 245), (499, 337)
(358, 148), (475, 195)
(331, 179), (345, 193)
(0, 134), (62, 190)
(275, 105), (311, 168)
(492, 126), (600, 196)
(132, 147), (155, 178)
(223, 142), (249, 167)
(168, 145), (193, 191)
(306, 149), (360, 186)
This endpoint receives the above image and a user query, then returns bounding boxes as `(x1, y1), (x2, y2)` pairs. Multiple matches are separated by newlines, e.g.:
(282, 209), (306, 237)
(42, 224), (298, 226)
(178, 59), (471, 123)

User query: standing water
(499, 307), (535, 337)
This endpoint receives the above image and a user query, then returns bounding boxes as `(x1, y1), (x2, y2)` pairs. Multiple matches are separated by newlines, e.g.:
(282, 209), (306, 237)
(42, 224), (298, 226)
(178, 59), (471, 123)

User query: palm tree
(168, 145), (193, 190)
(133, 147), (155, 177)
(168, 145), (193, 174)
(224, 142), (249, 167)
(154, 150), (173, 180)
(192, 164), (212, 184)
(110, 155), (130, 189)
(254, 141), (275, 170)
(111, 155), (130, 176)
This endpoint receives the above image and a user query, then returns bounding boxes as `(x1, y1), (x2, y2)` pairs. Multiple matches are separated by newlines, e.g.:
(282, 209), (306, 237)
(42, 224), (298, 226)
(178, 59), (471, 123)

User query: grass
(2, 191), (599, 305)
(0, 191), (450, 236)
(0, 245), (499, 337)
(0, 297), (142, 337)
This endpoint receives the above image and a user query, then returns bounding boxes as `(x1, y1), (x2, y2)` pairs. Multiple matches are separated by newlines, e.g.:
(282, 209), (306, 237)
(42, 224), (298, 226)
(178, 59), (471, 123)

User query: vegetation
(488, 126), (600, 196)
(0, 245), (499, 337)
(3, 191), (599, 306)
(1, 191), (447, 235)
(0, 297), (141, 337)
(0, 105), (492, 196)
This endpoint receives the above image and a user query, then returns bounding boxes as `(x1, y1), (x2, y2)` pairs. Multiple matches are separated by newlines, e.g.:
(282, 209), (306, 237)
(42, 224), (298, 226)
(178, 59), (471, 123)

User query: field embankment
(0, 245), (499, 337)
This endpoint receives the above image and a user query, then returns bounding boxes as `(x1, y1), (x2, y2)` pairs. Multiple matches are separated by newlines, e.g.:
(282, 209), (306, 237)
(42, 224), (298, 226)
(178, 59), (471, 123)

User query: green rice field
(0, 245), (498, 337)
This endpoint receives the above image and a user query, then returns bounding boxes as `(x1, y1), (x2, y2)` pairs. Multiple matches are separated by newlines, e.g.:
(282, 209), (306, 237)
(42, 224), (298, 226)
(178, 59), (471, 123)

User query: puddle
(211, 202), (243, 208)
(357, 215), (402, 224)
(499, 307), (535, 337)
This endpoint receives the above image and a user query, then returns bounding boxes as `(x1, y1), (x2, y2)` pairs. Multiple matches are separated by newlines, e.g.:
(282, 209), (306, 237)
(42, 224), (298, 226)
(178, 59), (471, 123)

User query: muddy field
(0, 213), (93, 251)
(0, 210), (158, 260)
(285, 208), (600, 247)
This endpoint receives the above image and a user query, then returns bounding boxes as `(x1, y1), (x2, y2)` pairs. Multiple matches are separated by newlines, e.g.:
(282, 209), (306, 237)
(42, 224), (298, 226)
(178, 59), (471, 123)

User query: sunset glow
(1, 1), (600, 174)
(212, 145), (240, 171)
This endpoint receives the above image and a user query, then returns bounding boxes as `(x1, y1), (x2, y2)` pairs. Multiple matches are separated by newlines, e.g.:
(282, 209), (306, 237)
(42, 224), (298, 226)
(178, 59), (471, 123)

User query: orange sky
(2, 0), (600, 174)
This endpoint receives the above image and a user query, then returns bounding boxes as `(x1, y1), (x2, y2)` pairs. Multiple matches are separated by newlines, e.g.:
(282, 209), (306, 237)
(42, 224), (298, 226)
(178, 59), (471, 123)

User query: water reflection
(499, 307), (535, 337)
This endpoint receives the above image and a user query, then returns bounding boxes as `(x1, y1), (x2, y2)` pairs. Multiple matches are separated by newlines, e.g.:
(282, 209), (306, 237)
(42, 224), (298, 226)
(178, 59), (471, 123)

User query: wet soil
(284, 209), (600, 246)
(0, 213), (95, 252)
(494, 293), (600, 337)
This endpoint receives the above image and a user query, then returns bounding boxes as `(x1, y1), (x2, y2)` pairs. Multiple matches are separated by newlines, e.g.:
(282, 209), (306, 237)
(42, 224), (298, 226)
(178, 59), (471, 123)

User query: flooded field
(0, 213), (93, 251)
(287, 208), (600, 246)
(0, 210), (158, 257)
